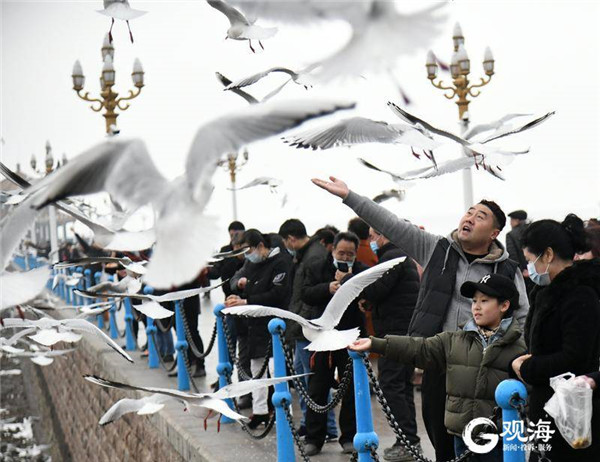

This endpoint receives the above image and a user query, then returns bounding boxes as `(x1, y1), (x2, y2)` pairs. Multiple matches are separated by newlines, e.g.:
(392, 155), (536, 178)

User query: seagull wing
(210, 373), (311, 400)
(463, 113), (532, 140)
(62, 319), (134, 363)
(194, 397), (248, 421)
(84, 374), (201, 400)
(134, 301), (173, 319)
(98, 3), (147, 20)
(357, 158), (408, 183)
(0, 196), (40, 271)
(479, 112), (555, 144)
(226, 68), (296, 90)
(283, 117), (410, 150)
(212, 248), (248, 259)
(216, 72), (259, 105)
(0, 267), (51, 309)
(150, 281), (227, 303)
(222, 305), (315, 329)
(206, 0), (249, 26)
(313, 257), (406, 329)
(98, 395), (172, 425)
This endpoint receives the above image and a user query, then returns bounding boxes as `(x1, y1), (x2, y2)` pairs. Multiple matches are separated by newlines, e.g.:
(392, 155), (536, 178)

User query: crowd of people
(50, 181), (600, 462)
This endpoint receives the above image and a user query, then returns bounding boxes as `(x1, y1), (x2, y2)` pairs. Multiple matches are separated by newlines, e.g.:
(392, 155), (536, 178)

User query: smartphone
(337, 262), (349, 272)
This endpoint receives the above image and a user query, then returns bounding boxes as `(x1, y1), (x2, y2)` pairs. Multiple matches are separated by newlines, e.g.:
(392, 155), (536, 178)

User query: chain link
(181, 309), (217, 360)
(509, 394), (551, 462)
(181, 347), (200, 393)
(222, 314), (271, 380)
(225, 369), (276, 439)
(362, 355), (476, 462)
(278, 330), (353, 413)
(282, 399), (311, 462)
(150, 331), (178, 373)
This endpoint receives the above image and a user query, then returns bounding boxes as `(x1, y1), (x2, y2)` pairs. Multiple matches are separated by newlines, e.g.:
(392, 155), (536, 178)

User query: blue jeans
(454, 436), (502, 462)
(295, 340), (338, 436)
(156, 329), (175, 356)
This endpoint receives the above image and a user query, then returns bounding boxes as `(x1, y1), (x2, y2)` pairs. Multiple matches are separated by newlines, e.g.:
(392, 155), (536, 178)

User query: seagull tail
(305, 328), (360, 352)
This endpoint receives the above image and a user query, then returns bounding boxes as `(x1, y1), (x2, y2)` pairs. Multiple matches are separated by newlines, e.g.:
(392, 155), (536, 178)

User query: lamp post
(425, 22), (495, 209)
(217, 149), (249, 221)
(72, 34), (145, 134)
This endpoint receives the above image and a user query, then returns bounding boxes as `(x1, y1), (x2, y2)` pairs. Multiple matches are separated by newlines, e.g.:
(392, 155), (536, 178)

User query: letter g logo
(462, 417), (499, 454)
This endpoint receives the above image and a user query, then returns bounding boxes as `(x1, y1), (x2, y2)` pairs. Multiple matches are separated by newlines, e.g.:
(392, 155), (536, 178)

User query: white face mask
(528, 253), (551, 286)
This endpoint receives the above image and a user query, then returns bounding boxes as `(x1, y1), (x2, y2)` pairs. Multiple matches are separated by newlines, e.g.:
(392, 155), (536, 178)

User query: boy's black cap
(508, 210), (527, 220)
(460, 273), (518, 300)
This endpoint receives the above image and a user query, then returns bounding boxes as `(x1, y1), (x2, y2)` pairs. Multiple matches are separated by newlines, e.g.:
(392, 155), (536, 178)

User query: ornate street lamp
(218, 150), (249, 220)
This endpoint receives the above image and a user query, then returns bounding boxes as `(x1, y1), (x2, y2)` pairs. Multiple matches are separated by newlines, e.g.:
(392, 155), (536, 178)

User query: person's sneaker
(325, 433), (338, 443)
(247, 413), (270, 429)
(383, 442), (421, 462)
(341, 442), (355, 454)
(304, 443), (320, 456)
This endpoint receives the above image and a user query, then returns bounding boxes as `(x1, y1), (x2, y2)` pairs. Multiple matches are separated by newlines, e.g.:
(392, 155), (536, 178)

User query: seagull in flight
(1, 99), (354, 289)
(371, 189), (406, 204)
(0, 266), (51, 310)
(206, 0), (278, 53)
(224, 67), (315, 101)
(229, 176), (282, 192)
(224, 257), (406, 351)
(215, 72), (258, 105)
(97, 0), (147, 43)
(54, 256), (147, 275)
(84, 373), (308, 426)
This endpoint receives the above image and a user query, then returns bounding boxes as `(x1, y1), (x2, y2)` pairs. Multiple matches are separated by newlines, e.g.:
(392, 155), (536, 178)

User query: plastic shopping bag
(544, 372), (593, 449)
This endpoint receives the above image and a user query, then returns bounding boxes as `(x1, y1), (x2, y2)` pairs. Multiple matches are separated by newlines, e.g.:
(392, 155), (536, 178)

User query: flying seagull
(215, 72), (258, 105)
(224, 66), (315, 101)
(1, 98), (354, 288)
(84, 372), (309, 425)
(206, 0), (277, 53)
(224, 257), (406, 351)
(97, 1), (147, 43)
(0, 266), (51, 310)
(54, 256), (147, 275)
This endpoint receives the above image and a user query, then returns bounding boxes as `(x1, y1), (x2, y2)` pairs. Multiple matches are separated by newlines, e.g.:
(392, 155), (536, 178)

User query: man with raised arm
(312, 176), (529, 460)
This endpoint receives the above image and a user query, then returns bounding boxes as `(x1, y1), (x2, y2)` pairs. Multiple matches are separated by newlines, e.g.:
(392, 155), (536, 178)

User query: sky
(2, 0), (599, 245)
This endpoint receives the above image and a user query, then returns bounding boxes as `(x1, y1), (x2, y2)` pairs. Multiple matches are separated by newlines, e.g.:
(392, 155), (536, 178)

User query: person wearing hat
(506, 210), (531, 287)
(350, 273), (527, 462)
(312, 176), (529, 459)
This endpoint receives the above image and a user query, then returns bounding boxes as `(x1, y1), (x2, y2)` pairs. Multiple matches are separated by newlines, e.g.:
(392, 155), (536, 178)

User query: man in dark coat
(301, 232), (367, 456)
(207, 221), (245, 298)
(360, 227), (421, 462)
(279, 219), (337, 439)
(506, 210), (533, 293)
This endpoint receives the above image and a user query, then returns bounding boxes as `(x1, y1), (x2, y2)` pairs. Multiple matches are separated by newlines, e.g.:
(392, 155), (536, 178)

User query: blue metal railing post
(495, 379), (528, 462)
(59, 268), (66, 300)
(107, 275), (119, 339)
(123, 297), (137, 351)
(94, 272), (105, 329)
(174, 300), (190, 391)
(75, 266), (84, 307)
(268, 318), (295, 462)
(47, 267), (54, 291)
(65, 268), (73, 305)
(83, 269), (92, 306)
(144, 286), (159, 369)
(214, 303), (234, 423)
(349, 351), (379, 461)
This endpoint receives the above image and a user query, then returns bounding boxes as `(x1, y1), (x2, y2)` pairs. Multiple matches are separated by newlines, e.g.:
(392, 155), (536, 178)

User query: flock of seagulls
(1, 0), (557, 443)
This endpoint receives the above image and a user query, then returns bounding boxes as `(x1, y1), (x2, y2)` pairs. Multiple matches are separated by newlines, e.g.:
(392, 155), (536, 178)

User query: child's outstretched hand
(348, 338), (372, 352)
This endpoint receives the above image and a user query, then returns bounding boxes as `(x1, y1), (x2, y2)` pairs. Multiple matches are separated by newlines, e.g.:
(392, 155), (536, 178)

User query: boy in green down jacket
(350, 274), (526, 462)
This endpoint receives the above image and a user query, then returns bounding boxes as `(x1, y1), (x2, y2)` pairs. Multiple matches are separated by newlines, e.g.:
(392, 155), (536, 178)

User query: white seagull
(224, 67), (315, 101)
(54, 256), (147, 275)
(0, 266), (51, 310)
(224, 257), (406, 351)
(215, 72), (258, 105)
(2, 99), (353, 289)
(85, 372), (309, 425)
(206, 0), (278, 53)
(229, 176), (282, 192)
(97, 0), (147, 43)
(9, 348), (75, 367)
(2, 317), (134, 362)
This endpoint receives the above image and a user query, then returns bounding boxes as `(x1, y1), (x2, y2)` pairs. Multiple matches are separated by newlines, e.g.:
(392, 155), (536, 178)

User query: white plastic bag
(544, 372), (593, 449)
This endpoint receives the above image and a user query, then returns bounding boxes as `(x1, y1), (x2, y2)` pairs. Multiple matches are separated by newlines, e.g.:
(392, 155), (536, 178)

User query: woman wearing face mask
(510, 214), (600, 461)
(225, 229), (292, 429)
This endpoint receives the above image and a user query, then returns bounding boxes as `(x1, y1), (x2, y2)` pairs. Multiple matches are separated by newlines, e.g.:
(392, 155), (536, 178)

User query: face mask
(245, 251), (263, 264)
(333, 258), (354, 270)
(287, 248), (297, 257)
(370, 241), (379, 253)
(528, 253), (551, 286)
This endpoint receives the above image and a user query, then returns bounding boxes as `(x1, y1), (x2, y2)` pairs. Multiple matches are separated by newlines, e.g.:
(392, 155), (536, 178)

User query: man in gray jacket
(312, 176), (529, 460)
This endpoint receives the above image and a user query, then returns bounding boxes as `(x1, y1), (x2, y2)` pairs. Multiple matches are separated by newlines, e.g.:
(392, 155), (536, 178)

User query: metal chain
(225, 369), (275, 439)
(362, 356), (476, 462)
(369, 444), (380, 461)
(156, 315), (174, 333)
(180, 307), (217, 359)
(509, 394), (551, 462)
(278, 331), (353, 413)
(282, 399), (311, 462)
(181, 348), (200, 393)
(222, 315), (271, 380)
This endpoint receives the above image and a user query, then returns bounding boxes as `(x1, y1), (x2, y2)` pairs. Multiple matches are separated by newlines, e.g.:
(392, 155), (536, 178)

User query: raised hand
(348, 338), (372, 352)
(311, 176), (350, 199)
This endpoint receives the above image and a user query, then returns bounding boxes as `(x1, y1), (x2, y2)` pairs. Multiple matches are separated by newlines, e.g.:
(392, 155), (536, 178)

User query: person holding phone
(300, 231), (369, 456)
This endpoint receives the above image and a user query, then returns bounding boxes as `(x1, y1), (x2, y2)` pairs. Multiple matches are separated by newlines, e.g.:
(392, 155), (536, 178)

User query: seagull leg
(259, 40), (264, 50)
(248, 40), (255, 53)
(217, 414), (222, 432)
(411, 147), (421, 159)
(16, 305), (25, 320)
(126, 20), (134, 43)
(108, 18), (115, 43)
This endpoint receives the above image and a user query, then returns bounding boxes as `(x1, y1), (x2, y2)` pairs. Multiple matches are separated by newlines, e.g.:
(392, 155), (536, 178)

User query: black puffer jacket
(360, 243), (420, 336)
(233, 248), (292, 359)
(287, 237), (328, 341)
(518, 258), (600, 461)
(301, 253), (367, 333)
